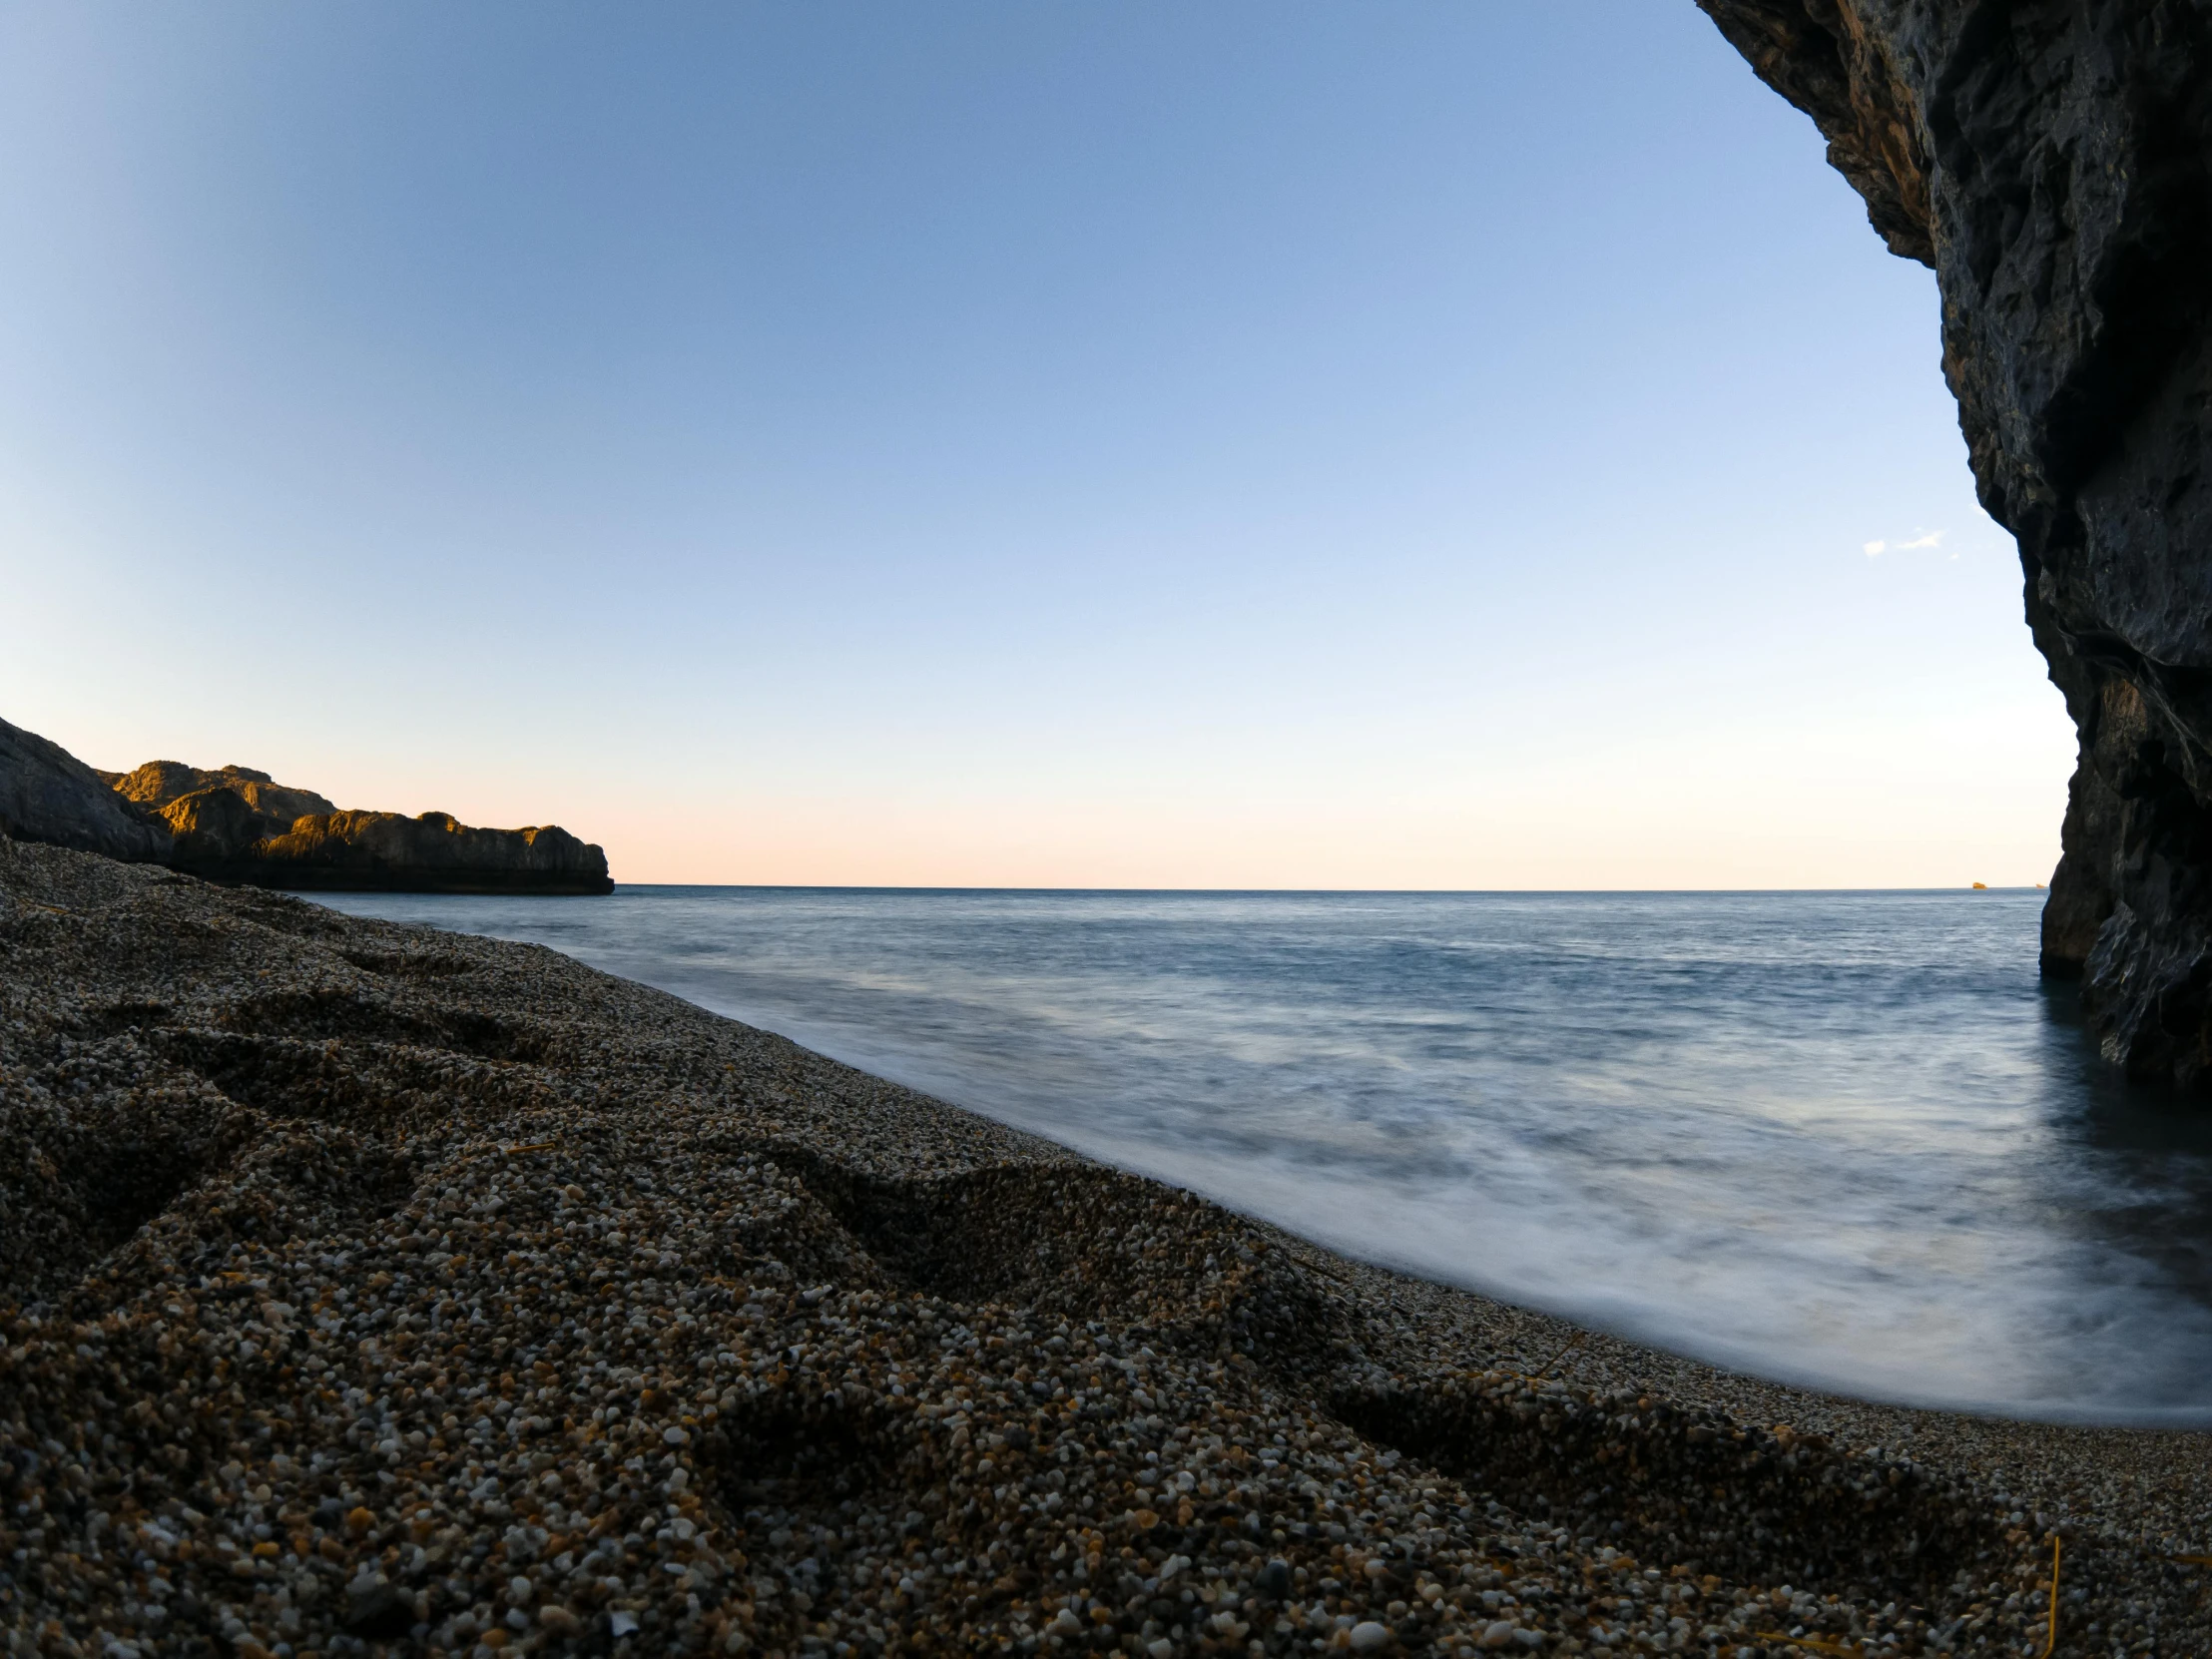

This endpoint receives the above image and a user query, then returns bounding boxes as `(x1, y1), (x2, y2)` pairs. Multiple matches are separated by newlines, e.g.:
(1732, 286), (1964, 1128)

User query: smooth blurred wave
(311, 885), (2212, 1422)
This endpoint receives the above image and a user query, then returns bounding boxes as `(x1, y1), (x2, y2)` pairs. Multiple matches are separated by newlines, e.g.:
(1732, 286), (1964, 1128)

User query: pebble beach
(3, 837), (2210, 1658)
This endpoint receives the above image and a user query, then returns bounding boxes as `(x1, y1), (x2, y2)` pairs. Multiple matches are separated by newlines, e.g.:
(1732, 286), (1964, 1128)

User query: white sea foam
(315, 884), (2212, 1421)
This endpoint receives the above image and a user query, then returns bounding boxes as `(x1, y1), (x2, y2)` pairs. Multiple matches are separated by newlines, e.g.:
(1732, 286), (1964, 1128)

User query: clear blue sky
(0, 2), (2069, 886)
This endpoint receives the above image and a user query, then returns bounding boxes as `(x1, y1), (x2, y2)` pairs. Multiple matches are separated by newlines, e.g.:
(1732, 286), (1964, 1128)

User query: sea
(309, 885), (2212, 1424)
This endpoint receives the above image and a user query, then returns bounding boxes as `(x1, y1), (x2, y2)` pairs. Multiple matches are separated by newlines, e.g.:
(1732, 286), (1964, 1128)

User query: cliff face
(0, 718), (173, 863)
(1697, 1), (2212, 1087)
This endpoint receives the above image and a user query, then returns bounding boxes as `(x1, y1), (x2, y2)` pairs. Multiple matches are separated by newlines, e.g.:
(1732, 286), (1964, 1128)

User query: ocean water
(310, 885), (2212, 1423)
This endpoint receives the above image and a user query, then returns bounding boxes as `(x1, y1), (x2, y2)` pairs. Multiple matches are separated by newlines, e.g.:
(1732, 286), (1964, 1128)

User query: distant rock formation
(0, 717), (173, 863)
(171, 805), (616, 895)
(1696, 3), (2212, 1088)
(0, 718), (612, 894)
(123, 758), (617, 894)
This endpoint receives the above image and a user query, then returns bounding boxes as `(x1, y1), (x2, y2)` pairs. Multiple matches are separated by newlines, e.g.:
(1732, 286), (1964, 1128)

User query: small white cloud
(1863, 528), (1945, 557)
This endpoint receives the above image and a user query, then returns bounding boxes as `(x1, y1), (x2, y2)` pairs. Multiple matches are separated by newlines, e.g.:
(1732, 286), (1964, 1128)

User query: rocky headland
(1692, 2), (2212, 1085)
(0, 721), (612, 896)
(2, 835), (2208, 1658)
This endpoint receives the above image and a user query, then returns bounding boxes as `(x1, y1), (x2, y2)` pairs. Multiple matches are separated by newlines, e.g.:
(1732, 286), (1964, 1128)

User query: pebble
(1, 835), (2209, 1657)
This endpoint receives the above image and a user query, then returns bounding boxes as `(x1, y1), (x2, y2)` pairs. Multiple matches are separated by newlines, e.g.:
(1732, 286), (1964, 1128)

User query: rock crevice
(1698, 0), (2212, 1086)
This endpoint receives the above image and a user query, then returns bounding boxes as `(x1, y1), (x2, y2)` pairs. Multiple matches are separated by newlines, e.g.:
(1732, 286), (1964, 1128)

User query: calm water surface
(311, 886), (2212, 1422)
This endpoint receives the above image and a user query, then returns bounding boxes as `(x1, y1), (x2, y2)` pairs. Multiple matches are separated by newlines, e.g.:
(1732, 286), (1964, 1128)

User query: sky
(0, 2), (2074, 888)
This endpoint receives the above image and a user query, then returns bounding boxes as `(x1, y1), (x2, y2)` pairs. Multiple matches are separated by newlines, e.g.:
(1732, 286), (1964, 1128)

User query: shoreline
(2, 836), (2206, 1657)
(309, 882), (2175, 1435)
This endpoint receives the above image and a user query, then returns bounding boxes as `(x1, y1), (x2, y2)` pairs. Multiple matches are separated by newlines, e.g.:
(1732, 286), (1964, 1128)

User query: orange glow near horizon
(47, 697), (2071, 894)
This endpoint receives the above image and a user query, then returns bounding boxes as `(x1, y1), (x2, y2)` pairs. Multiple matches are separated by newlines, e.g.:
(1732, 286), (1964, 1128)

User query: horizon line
(580, 881), (2052, 897)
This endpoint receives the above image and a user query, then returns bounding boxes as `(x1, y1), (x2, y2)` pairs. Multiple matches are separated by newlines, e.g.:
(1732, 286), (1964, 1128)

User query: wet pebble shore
(2, 838), (2209, 1658)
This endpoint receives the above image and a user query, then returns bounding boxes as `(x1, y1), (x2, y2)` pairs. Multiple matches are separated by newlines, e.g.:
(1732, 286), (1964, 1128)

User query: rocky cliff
(0, 717), (173, 863)
(123, 759), (618, 894)
(1697, 1), (2212, 1087)
(178, 807), (616, 894)
(0, 720), (613, 894)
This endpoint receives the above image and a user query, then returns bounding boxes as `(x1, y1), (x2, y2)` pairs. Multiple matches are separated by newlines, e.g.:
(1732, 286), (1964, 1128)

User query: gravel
(2, 836), (2208, 1657)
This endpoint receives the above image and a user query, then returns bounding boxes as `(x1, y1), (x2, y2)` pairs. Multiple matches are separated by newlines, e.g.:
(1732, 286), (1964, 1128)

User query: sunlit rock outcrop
(137, 764), (618, 895)
(103, 759), (338, 828)
(206, 807), (616, 894)
(1698, 1), (2212, 1086)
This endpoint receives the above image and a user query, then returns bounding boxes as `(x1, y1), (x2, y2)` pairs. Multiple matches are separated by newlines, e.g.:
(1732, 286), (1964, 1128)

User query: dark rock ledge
(1697, 0), (2212, 1087)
